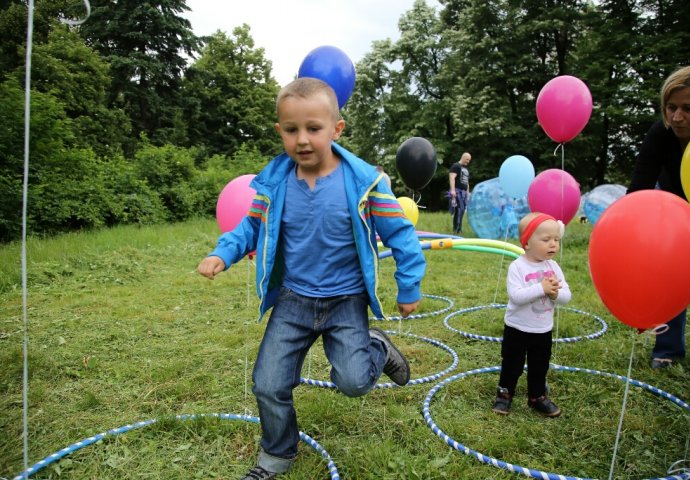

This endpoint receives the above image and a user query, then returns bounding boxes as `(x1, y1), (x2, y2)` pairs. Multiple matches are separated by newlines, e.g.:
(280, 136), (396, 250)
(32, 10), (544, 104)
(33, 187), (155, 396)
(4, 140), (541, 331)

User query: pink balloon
(536, 75), (593, 143)
(527, 169), (581, 224)
(216, 174), (256, 233)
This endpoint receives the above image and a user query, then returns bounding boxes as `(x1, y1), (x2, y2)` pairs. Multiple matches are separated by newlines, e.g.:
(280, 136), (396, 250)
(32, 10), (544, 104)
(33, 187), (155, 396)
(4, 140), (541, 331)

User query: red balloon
(527, 169), (581, 224)
(216, 174), (256, 233)
(588, 190), (690, 329)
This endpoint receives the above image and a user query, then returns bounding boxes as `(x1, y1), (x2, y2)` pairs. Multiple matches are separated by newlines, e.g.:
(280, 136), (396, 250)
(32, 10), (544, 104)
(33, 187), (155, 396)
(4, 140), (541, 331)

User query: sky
(182, 0), (427, 86)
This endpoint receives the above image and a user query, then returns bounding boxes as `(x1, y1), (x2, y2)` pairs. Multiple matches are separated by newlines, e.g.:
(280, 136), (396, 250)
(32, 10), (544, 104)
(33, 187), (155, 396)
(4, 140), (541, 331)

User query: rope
(608, 334), (635, 480)
(20, 3), (36, 478)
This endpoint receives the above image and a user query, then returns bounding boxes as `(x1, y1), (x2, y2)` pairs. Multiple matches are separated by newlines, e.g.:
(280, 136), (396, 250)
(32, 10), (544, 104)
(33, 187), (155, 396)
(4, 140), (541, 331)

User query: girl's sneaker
(491, 387), (512, 415)
(528, 396), (561, 417)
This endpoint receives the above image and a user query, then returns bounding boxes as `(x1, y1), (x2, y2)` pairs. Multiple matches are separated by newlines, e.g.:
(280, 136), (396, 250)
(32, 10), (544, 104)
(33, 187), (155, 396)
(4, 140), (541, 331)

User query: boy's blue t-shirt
(281, 162), (365, 297)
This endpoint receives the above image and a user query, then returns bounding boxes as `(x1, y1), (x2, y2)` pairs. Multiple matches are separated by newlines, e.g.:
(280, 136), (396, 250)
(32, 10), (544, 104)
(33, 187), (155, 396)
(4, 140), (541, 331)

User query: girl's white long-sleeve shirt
(504, 255), (572, 333)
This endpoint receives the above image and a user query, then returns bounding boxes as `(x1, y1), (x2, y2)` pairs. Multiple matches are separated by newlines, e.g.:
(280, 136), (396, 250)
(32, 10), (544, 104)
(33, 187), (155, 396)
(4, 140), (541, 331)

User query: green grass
(1, 213), (688, 479)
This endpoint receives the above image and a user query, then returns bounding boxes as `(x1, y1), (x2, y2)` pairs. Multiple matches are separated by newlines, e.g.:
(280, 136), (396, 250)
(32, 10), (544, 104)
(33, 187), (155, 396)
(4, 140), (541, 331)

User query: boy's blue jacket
(209, 142), (426, 320)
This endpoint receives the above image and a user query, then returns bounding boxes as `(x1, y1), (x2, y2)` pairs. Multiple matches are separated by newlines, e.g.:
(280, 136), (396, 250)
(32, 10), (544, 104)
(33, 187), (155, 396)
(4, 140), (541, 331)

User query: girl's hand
(542, 277), (560, 300)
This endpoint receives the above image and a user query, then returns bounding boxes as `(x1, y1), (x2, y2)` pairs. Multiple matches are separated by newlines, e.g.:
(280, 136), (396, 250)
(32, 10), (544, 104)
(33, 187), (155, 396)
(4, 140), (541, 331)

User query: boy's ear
(332, 119), (345, 140)
(274, 122), (281, 134)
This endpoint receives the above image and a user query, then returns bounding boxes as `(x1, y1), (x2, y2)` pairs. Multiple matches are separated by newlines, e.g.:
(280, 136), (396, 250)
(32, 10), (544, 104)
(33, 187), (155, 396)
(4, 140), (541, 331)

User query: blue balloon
(498, 155), (535, 199)
(468, 178), (531, 239)
(583, 184), (626, 224)
(298, 45), (356, 109)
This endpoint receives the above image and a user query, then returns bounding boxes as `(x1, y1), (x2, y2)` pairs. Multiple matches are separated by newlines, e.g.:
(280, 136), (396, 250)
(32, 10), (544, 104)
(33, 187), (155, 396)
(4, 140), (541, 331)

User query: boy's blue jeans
(252, 288), (387, 473)
(652, 309), (687, 360)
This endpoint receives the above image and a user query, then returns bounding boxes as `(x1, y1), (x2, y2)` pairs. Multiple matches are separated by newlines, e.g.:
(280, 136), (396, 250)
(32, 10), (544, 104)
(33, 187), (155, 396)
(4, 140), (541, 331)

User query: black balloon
(395, 137), (437, 191)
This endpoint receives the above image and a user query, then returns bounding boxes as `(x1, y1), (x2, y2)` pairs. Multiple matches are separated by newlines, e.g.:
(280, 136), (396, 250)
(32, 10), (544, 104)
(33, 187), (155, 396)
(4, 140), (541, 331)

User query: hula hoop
(12, 413), (340, 480)
(300, 331), (458, 390)
(378, 237), (523, 261)
(443, 304), (608, 343)
(370, 293), (455, 321)
(423, 364), (690, 480)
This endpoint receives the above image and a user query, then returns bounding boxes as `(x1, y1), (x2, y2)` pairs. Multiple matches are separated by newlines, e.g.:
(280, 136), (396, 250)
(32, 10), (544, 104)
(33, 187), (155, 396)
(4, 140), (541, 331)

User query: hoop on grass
(443, 304), (608, 343)
(370, 293), (455, 321)
(12, 413), (340, 480)
(422, 364), (690, 480)
(300, 331), (458, 389)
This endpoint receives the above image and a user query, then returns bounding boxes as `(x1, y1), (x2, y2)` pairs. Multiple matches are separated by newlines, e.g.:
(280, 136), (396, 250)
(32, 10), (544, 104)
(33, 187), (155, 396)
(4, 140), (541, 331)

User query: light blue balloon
(498, 155), (535, 199)
(468, 178), (531, 239)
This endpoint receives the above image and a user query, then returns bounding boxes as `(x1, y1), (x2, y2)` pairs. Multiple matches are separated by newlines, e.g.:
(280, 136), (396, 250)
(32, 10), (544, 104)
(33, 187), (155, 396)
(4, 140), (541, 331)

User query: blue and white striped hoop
(301, 331), (458, 390)
(13, 413), (340, 480)
(444, 304), (608, 343)
(423, 364), (690, 480)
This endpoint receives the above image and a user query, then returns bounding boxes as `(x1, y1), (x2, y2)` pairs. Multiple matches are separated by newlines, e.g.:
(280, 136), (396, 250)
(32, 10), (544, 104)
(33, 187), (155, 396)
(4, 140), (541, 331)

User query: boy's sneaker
(528, 395), (561, 417)
(491, 387), (512, 415)
(240, 465), (278, 479)
(369, 327), (411, 386)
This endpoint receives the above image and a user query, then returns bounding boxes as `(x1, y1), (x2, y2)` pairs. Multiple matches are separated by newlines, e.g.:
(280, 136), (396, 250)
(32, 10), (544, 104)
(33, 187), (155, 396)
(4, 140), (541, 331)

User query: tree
(181, 27), (281, 159)
(23, 24), (132, 157)
(78, 0), (199, 145)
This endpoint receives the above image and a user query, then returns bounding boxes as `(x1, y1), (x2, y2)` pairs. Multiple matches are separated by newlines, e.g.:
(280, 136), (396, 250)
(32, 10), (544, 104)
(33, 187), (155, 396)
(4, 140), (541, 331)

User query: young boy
(198, 78), (426, 479)
(492, 212), (571, 417)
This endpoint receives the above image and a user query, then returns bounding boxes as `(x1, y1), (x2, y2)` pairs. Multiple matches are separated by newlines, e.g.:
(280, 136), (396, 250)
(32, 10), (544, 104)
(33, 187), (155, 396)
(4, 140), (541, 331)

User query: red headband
(520, 213), (557, 248)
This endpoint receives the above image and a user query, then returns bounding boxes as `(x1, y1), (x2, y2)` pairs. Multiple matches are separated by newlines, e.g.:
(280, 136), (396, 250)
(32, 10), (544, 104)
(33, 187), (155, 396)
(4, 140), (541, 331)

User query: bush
(195, 145), (270, 216)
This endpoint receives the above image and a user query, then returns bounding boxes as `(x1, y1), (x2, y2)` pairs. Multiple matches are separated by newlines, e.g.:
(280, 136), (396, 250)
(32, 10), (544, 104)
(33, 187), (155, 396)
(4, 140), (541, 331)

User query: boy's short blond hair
(276, 78), (340, 120)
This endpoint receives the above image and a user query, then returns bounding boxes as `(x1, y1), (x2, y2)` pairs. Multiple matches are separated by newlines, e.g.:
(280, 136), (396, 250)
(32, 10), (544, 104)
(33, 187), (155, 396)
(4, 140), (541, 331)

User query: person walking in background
(198, 78), (425, 479)
(628, 65), (690, 369)
(492, 212), (571, 417)
(448, 152), (471, 234)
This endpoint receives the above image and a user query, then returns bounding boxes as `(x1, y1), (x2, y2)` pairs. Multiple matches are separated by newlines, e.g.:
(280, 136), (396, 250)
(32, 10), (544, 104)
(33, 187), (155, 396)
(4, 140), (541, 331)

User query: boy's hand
(198, 256), (226, 280)
(398, 300), (420, 318)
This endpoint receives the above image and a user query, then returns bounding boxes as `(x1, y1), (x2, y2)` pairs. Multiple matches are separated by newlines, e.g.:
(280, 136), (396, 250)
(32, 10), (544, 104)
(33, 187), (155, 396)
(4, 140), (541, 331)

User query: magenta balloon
(527, 169), (581, 224)
(216, 174), (257, 233)
(536, 75), (593, 143)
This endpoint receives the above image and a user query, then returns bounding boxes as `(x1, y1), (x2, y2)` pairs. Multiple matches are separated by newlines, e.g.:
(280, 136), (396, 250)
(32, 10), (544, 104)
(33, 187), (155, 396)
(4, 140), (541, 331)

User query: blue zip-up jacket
(209, 142), (426, 320)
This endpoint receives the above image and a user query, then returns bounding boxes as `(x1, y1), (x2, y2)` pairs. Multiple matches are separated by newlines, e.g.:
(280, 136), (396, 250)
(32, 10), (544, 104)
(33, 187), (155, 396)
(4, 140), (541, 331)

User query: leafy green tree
(194, 144), (270, 217)
(0, 0), (73, 76)
(181, 27), (281, 158)
(78, 0), (199, 144)
(132, 141), (204, 221)
(346, 1), (452, 206)
(19, 24), (133, 157)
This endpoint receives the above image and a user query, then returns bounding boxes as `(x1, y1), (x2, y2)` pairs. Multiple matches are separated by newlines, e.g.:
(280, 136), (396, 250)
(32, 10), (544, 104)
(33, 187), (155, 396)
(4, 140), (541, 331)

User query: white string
(553, 142), (566, 358)
(607, 333), (636, 480)
(21, 2), (36, 478)
(243, 257), (252, 415)
(58, 0), (91, 26)
(491, 216), (511, 305)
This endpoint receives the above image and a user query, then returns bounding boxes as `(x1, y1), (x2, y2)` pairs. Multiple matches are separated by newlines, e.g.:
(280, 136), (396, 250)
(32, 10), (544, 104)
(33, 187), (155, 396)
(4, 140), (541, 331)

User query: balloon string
(21, 2), (35, 478)
(552, 142), (567, 359)
(243, 257), (254, 416)
(491, 203), (512, 305)
(608, 333), (636, 480)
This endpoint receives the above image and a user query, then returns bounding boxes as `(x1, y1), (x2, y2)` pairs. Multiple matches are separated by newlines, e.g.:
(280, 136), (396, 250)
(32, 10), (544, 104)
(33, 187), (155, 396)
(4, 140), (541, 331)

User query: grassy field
(0, 212), (688, 480)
